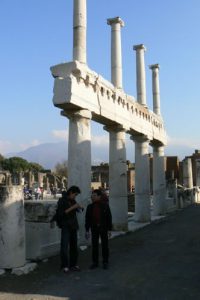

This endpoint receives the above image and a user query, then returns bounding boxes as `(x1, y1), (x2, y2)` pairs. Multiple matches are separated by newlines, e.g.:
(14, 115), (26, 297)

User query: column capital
(149, 64), (160, 70)
(103, 124), (126, 133)
(130, 134), (149, 143)
(107, 17), (124, 27)
(133, 44), (146, 51)
(150, 140), (164, 148)
(61, 109), (92, 120)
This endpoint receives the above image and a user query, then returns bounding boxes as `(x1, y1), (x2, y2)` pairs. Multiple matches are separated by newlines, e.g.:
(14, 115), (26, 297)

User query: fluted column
(183, 157), (193, 188)
(104, 125), (128, 231)
(152, 145), (166, 215)
(107, 17), (124, 89)
(133, 44), (147, 106)
(62, 109), (91, 244)
(149, 64), (161, 116)
(131, 135), (151, 222)
(73, 0), (87, 63)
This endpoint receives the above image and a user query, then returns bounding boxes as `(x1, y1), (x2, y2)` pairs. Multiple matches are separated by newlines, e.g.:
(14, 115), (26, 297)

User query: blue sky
(1, 0), (200, 162)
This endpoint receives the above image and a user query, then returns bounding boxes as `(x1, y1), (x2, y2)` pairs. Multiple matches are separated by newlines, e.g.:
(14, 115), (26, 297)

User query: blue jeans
(60, 227), (78, 268)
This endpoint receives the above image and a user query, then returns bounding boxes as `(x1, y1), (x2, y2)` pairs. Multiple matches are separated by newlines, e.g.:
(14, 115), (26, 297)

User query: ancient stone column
(63, 109), (92, 243)
(131, 135), (151, 222)
(133, 44), (147, 106)
(104, 125), (128, 231)
(38, 172), (44, 188)
(28, 171), (33, 189)
(182, 157), (193, 188)
(0, 185), (25, 268)
(149, 64), (161, 116)
(195, 159), (200, 187)
(152, 145), (166, 215)
(73, 0), (87, 63)
(107, 17), (124, 89)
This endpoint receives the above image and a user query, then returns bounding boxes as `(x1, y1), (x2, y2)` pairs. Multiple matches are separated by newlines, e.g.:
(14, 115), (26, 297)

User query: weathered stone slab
(24, 200), (57, 222)
(0, 186), (25, 268)
(11, 262), (37, 276)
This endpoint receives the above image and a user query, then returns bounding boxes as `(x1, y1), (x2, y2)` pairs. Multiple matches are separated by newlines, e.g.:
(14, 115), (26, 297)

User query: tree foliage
(54, 160), (68, 178)
(28, 162), (44, 172)
(1, 157), (29, 173)
(0, 156), (44, 173)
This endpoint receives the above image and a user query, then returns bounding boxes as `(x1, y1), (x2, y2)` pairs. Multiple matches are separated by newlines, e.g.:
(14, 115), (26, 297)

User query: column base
(112, 223), (128, 232)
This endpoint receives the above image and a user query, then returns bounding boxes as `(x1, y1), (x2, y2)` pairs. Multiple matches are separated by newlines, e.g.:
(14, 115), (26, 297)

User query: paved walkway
(1, 204), (200, 300)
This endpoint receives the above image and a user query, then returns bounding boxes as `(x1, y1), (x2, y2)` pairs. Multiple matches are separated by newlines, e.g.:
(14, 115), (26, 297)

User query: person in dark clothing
(85, 189), (112, 270)
(59, 186), (82, 273)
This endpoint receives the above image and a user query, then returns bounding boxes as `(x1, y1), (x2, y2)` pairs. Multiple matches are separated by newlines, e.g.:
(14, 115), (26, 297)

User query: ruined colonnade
(51, 0), (167, 234)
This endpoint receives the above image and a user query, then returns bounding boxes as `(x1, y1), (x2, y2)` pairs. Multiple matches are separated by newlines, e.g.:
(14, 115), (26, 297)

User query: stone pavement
(1, 204), (200, 300)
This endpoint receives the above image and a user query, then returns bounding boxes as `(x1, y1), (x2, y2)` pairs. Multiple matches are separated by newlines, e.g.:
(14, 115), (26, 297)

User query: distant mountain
(6, 141), (109, 170)
(5, 141), (194, 170)
(6, 142), (68, 170)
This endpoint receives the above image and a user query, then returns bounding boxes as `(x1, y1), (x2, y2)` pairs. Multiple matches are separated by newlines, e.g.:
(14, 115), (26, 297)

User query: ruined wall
(24, 200), (60, 260)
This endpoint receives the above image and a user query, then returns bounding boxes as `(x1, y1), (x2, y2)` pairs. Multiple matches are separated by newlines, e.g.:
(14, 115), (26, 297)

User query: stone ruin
(1, 0), (200, 275)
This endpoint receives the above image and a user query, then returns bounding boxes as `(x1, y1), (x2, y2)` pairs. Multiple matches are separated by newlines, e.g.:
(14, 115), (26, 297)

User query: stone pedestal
(132, 135), (151, 222)
(152, 145), (166, 215)
(65, 109), (92, 244)
(0, 186), (25, 268)
(105, 125), (128, 231)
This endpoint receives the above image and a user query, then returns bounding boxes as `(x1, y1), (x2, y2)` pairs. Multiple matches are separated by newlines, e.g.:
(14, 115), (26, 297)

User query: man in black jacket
(59, 186), (82, 273)
(85, 189), (112, 269)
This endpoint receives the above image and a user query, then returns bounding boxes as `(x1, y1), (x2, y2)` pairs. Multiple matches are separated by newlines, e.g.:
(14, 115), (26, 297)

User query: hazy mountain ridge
(6, 142), (68, 170)
(6, 141), (108, 170)
(5, 141), (192, 170)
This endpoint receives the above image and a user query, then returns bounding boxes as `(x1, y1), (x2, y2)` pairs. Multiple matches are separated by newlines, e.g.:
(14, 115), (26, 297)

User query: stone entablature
(51, 61), (167, 145)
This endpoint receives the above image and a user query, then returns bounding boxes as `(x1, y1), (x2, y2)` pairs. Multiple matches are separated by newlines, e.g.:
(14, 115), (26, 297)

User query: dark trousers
(91, 226), (109, 264)
(60, 227), (78, 268)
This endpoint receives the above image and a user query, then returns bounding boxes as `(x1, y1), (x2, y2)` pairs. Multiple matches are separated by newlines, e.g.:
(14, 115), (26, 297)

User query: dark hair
(92, 189), (102, 196)
(66, 185), (81, 195)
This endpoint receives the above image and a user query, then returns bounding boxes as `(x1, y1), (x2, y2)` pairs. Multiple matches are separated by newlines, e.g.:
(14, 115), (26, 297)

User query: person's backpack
(53, 197), (64, 228)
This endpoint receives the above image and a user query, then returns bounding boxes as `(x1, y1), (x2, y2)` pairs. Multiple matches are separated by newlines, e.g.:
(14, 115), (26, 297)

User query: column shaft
(107, 17), (124, 89)
(133, 44), (147, 106)
(73, 0), (87, 63)
(133, 136), (151, 222)
(183, 158), (193, 188)
(67, 109), (91, 243)
(152, 145), (166, 215)
(106, 126), (128, 230)
(196, 159), (200, 186)
(149, 64), (161, 115)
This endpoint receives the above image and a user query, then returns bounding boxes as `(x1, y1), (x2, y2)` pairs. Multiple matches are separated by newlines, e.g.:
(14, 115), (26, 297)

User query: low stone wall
(24, 200), (60, 260)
